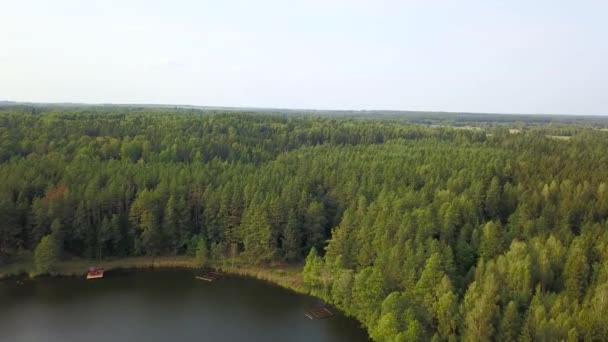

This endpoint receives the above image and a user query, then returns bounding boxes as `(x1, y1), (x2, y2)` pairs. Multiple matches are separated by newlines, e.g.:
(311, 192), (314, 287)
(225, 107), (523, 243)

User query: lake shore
(0, 258), (371, 339)
(0, 266), (370, 342)
(0, 256), (306, 293)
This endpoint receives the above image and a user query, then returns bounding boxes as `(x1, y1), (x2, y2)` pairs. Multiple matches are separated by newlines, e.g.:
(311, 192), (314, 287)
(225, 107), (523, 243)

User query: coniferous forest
(2, 106), (608, 341)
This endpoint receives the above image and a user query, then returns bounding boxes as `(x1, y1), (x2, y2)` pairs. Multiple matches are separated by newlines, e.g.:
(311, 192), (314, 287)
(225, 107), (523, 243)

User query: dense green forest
(2, 106), (608, 341)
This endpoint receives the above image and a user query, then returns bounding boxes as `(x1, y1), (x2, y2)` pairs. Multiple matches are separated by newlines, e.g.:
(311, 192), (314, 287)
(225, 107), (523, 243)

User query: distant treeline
(1, 107), (608, 340)
(2, 103), (607, 127)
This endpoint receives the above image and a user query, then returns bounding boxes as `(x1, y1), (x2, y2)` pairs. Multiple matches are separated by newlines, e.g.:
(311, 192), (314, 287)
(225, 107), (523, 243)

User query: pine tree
(403, 309), (425, 341)
(462, 271), (500, 341)
(484, 176), (501, 219)
(194, 236), (209, 268)
(434, 276), (459, 340)
(304, 200), (327, 251)
(241, 203), (274, 263)
(98, 216), (112, 259)
(331, 269), (355, 310)
(281, 210), (300, 261)
(351, 267), (385, 324)
(303, 247), (323, 289)
(371, 313), (400, 342)
(415, 253), (447, 323)
(140, 210), (162, 256)
(33, 235), (60, 276)
(479, 221), (504, 260)
(497, 301), (521, 342)
(110, 214), (125, 256)
(564, 242), (589, 301)
(163, 194), (179, 254)
(325, 207), (356, 268)
(0, 197), (19, 264)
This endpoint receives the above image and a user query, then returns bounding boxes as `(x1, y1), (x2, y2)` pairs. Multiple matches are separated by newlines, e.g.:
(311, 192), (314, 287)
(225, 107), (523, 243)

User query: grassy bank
(0, 257), (365, 336)
(0, 256), (195, 279)
(215, 262), (305, 293)
(0, 256), (305, 293)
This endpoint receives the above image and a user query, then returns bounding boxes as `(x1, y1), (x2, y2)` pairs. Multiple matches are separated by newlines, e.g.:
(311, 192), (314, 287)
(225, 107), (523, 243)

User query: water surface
(0, 269), (369, 342)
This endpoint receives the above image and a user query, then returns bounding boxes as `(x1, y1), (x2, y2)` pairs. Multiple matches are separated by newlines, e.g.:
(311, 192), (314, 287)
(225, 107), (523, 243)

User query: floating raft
(305, 307), (334, 319)
(195, 271), (223, 282)
(87, 267), (104, 280)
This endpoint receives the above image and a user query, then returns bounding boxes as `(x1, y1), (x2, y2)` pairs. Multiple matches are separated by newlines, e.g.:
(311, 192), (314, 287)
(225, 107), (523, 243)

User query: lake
(0, 269), (370, 342)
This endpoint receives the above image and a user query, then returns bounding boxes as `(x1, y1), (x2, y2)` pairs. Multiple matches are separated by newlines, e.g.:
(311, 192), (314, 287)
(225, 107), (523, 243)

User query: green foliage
(564, 241), (589, 301)
(497, 301), (521, 342)
(351, 267), (385, 324)
(331, 268), (355, 310)
(241, 202), (274, 263)
(33, 235), (60, 276)
(371, 313), (400, 342)
(281, 210), (301, 261)
(2, 107), (608, 340)
(194, 236), (209, 268)
(303, 247), (322, 289)
(434, 276), (459, 341)
(0, 196), (19, 264)
(462, 271), (500, 341)
(479, 221), (504, 260)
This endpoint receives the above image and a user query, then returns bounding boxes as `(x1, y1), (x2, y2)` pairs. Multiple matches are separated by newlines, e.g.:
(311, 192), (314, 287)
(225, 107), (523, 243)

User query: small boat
(87, 266), (104, 280)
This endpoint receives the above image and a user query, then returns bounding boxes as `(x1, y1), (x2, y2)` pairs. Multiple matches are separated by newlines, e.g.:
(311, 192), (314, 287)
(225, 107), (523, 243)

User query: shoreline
(0, 256), (306, 293)
(1, 257), (369, 338)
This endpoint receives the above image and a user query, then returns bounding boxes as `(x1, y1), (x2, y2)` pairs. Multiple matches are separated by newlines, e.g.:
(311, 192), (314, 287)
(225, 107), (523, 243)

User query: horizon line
(1, 99), (606, 118)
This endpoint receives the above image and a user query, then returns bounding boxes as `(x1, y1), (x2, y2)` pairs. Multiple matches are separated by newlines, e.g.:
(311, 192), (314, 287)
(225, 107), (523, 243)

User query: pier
(195, 271), (223, 282)
(305, 307), (334, 319)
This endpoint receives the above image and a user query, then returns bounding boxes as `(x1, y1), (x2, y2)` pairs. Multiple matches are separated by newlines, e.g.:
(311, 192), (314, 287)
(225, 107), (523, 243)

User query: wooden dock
(305, 307), (334, 319)
(195, 271), (223, 282)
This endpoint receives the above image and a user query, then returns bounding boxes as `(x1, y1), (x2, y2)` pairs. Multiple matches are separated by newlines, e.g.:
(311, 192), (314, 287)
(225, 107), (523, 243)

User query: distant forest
(1, 106), (608, 341)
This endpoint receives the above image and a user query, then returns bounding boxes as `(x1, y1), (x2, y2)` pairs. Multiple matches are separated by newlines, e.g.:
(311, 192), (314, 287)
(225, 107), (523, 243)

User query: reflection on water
(0, 269), (370, 342)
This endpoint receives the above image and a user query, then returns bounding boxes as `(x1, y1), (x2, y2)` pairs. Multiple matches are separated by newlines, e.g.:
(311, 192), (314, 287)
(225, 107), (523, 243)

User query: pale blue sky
(1, 0), (606, 114)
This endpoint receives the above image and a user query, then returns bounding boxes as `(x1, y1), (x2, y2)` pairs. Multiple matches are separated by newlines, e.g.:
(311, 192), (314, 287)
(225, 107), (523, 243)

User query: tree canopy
(2, 106), (608, 340)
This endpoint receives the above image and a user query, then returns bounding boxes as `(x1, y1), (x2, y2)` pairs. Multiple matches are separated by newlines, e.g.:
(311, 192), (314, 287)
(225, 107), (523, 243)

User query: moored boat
(87, 267), (104, 280)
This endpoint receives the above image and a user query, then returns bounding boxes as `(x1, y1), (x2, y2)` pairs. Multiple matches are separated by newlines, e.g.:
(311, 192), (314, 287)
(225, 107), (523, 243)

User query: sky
(0, 0), (606, 115)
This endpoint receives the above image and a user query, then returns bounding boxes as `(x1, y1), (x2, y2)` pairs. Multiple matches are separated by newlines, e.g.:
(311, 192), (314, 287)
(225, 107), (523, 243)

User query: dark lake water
(0, 269), (369, 342)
